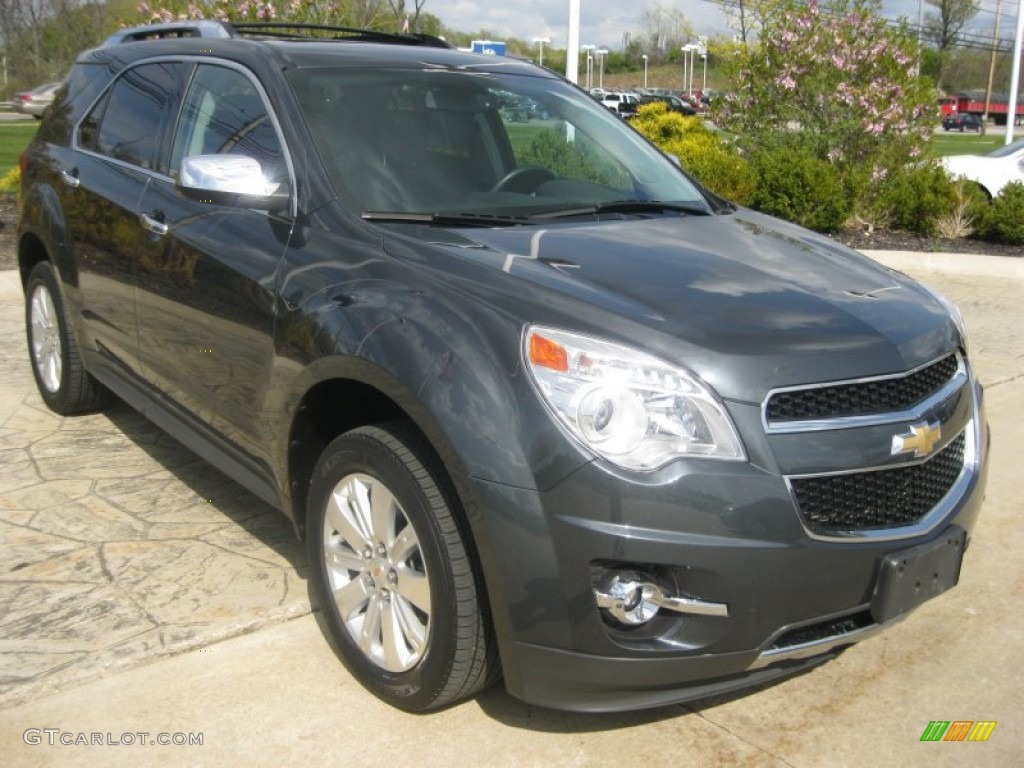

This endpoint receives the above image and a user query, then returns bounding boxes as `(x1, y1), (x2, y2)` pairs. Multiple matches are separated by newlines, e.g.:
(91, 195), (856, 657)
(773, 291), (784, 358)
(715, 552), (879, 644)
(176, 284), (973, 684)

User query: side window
(171, 65), (285, 182)
(80, 63), (182, 170)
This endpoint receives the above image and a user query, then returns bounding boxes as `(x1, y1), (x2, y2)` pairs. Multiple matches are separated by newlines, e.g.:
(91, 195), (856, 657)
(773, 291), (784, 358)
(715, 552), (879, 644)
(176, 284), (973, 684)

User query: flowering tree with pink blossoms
(135, 0), (395, 31)
(715, 0), (938, 228)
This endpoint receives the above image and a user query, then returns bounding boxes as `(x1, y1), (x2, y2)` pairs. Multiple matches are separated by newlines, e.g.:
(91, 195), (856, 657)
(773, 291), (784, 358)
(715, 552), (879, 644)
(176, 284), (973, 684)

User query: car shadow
(101, 400), (309, 579)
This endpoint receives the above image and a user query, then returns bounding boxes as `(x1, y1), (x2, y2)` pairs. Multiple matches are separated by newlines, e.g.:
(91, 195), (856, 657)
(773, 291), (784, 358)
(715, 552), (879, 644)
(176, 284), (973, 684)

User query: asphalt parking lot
(0, 253), (1022, 766)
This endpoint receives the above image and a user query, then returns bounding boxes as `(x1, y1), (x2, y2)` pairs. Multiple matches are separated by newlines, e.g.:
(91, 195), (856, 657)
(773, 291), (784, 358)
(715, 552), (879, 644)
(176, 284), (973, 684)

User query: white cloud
(424, 0), (949, 51)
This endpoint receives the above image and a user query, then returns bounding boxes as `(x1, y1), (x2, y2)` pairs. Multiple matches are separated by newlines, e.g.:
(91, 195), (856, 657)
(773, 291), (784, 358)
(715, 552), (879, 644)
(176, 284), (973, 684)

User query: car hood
(415, 210), (959, 403)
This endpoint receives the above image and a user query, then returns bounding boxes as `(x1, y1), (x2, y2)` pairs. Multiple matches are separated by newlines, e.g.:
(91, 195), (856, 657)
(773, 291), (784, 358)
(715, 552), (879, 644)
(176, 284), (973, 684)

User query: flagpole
(566, 0), (580, 84)
(1006, 0), (1023, 145)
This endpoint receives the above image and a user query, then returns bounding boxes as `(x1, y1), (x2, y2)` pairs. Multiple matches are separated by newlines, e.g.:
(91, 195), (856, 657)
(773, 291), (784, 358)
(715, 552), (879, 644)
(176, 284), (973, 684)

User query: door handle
(60, 169), (80, 189)
(139, 212), (169, 236)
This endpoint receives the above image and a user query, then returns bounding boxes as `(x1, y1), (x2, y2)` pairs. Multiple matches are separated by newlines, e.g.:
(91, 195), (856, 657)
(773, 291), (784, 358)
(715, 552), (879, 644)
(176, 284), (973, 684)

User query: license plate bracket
(871, 526), (966, 624)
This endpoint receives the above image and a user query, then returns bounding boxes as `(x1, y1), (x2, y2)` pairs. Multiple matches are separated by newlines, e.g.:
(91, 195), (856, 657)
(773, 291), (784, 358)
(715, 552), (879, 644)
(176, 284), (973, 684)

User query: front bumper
(469, 382), (988, 712)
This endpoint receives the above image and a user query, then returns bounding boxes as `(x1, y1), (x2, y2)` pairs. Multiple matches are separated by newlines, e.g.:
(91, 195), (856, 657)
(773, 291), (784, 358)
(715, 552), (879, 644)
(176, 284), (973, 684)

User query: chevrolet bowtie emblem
(891, 421), (942, 458)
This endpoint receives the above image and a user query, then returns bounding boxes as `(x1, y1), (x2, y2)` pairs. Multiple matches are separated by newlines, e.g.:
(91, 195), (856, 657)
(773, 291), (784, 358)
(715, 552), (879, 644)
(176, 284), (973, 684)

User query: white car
(942, 138), (1024, 198)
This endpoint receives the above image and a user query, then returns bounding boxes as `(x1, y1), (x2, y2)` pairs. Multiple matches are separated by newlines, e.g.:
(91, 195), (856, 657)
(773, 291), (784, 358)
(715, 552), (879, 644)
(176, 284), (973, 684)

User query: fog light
(594, 572), (661, 625)
(593, 568), (730, 626)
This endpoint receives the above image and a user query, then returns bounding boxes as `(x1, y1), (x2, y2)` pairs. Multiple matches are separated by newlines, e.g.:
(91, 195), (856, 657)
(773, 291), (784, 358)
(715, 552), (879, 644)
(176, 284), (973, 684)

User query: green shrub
(629, 102), (756, 205)
(974, 182), (1024, 245)
(746, 142), (849, 233)
(871, 163), (958, 236)
(0, 167), (20, 194)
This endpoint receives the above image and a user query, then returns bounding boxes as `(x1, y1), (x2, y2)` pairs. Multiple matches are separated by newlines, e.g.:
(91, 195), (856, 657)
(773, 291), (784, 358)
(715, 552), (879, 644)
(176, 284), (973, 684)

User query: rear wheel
(25, 262), (109, 414)
(307, 423), (496, 711)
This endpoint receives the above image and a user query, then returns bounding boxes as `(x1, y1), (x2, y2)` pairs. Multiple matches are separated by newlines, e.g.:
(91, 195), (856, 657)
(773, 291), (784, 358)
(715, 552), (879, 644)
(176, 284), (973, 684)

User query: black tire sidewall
(307, 427), (463, 711)
(25, 263), (74, 412)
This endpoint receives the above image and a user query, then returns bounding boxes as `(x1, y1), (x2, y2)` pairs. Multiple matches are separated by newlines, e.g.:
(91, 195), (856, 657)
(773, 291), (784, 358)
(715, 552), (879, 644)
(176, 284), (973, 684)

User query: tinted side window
(171, 65), (285, 181)
(83, 63), (182, 171)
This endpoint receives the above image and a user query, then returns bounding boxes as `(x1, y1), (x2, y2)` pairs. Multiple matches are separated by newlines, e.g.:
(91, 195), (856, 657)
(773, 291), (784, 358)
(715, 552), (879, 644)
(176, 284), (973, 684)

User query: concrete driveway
(0, 253), (1022, 766)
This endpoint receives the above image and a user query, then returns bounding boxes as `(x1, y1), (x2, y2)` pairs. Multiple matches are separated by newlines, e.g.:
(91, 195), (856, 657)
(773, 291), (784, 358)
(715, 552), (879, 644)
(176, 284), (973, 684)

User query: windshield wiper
(529, 200), (713, 220)
(362, 211), (530, 227)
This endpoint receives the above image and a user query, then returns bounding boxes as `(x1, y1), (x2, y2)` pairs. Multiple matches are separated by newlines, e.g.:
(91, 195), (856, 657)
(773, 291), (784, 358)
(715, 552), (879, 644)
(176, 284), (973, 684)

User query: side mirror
(177, 155), (290, 212)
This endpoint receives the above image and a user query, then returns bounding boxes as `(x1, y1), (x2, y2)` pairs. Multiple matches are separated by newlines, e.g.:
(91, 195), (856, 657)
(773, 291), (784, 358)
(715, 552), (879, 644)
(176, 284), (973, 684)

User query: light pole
(532, 36), (551, 66)
(701, 53), (707, 93)
(641, 54), (648, 89)
(581, 44), (596, 89)
(681, 45), (695, 94)
(596, 48), (608, 89)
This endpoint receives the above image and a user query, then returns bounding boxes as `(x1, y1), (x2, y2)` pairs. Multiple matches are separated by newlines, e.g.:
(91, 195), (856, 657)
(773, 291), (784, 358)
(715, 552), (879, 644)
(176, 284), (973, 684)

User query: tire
(25, 262), (110, 414)
(307, 423), (497, 711)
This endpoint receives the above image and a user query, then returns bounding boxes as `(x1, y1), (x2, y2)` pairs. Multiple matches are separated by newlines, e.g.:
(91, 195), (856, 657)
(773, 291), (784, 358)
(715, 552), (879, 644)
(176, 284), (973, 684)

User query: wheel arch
(18, 181), (76, 289)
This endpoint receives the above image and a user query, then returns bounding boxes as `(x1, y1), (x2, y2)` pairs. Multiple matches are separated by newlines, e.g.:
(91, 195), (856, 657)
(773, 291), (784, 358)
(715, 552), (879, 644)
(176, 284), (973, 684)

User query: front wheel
(307, 423), (497, 711)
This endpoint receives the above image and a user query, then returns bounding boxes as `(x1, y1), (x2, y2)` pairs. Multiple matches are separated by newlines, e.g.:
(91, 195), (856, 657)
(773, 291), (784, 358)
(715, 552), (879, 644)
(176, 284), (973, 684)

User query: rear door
(66, 61), (185, 373)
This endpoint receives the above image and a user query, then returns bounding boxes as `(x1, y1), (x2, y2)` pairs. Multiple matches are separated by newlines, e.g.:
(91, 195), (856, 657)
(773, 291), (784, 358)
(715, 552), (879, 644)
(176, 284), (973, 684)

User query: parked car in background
(941, 113), (983, 132)
(942, 138), (1024, 198)
(638, 94), (697, 116)
(600, 90), (640, 117)
(13, 82), (61, 118)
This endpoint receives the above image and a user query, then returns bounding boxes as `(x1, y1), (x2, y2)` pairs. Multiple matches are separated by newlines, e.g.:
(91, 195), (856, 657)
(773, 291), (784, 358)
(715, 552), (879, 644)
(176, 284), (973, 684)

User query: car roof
(82, 21), (553, 80)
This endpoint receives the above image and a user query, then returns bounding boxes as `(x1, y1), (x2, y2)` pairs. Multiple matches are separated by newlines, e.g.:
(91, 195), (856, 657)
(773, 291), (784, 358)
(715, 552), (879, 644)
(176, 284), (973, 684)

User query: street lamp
(701, 53), (707, 93)
(681, 44), (695, 95)
(641, 54), (648, 89)
(580, 44), (596, 89)
(596, 48), (609, 89)
(532, 36), (551, 66)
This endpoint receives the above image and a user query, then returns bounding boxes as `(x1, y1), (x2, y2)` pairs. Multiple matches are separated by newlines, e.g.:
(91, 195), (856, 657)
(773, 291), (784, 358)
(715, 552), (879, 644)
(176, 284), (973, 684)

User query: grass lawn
(931, 131), (1007, 157)
(0, 122), (38, 177)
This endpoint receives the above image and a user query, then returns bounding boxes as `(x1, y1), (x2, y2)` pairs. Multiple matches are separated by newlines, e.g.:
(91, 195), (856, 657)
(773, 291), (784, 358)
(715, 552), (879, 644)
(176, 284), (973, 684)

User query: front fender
(278, 278), (589, 493)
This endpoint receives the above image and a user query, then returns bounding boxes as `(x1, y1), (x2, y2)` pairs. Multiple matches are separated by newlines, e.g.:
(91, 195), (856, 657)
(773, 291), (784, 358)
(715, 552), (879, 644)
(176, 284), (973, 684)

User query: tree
(716, 0), (788, 47)
(1, 0), (126, 92)
(636, 3), (695, 63)
(715, 0), (937, 229)
(924, 0), (980, 89)
(386, 0), (426, 33)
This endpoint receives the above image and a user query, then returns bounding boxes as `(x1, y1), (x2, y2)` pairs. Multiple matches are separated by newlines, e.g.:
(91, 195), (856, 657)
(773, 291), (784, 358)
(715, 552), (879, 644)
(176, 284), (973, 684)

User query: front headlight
(523, 326), (745, 471)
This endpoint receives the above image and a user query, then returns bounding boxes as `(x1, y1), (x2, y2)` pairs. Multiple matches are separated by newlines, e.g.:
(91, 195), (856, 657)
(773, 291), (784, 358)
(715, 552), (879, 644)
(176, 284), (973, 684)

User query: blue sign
(471, 40), (506, 56)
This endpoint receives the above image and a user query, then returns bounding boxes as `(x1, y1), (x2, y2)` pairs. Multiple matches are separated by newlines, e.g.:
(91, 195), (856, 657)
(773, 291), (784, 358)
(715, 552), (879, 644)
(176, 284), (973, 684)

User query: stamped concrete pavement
(0, 252), (1022, 767)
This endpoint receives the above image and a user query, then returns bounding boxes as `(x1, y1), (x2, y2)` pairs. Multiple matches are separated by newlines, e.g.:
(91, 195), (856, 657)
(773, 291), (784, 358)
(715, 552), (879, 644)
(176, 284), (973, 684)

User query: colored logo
(892, 420), (942, 458)
(920, 720), (997, 742)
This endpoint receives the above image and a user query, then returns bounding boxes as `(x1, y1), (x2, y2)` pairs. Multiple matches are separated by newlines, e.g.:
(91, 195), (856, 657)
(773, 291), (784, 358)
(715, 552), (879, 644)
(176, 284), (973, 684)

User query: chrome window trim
(783, 413), (979, 543)
(762, 352), (966, 434)
(72, 55), (297, 219)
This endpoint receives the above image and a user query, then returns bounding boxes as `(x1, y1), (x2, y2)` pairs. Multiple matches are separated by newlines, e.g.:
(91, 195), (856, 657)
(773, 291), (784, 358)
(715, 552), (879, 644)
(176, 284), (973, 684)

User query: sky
(423, 0), (996, 52)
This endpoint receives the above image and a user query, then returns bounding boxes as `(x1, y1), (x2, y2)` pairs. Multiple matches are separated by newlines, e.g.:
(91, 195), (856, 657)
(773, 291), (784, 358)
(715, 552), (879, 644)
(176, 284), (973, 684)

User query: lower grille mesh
(791, 432), (966, 533)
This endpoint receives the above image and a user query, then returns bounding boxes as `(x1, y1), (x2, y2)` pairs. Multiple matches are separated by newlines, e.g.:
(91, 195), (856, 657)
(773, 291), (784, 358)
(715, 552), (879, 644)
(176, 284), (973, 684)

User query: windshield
(288, 66), (709, 219)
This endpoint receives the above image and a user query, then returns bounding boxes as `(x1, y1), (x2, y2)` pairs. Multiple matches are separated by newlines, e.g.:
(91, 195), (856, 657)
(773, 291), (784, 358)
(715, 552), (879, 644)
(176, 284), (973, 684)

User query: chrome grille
(767, 354), (958, 423)
(790, 432), (966, 534)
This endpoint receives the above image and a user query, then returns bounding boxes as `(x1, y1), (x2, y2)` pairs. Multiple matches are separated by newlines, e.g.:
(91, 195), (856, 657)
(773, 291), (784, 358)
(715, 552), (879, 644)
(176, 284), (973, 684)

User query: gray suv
(18, 21), (987, 712)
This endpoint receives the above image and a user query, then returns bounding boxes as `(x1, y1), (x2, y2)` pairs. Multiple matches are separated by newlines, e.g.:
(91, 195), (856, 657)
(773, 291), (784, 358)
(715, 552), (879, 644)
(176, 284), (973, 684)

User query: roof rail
(103, 20), (234, 46)
(229, 22), (452, 48)
(103, 20), (452, 49)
